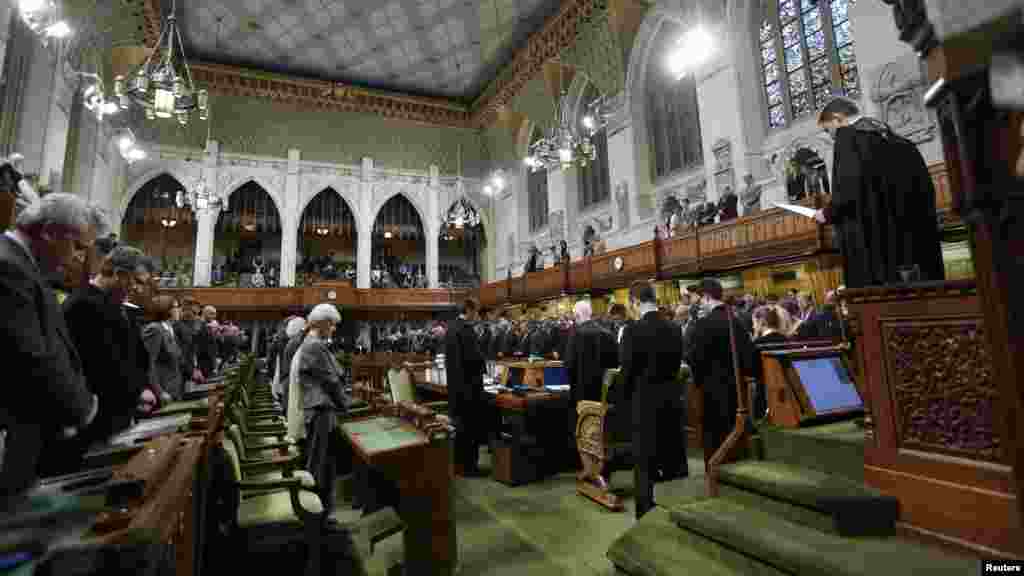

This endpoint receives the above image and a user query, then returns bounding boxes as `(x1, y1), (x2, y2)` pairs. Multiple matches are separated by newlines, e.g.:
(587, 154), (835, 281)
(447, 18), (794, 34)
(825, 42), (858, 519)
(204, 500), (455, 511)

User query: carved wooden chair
(576, 366), (691, 511)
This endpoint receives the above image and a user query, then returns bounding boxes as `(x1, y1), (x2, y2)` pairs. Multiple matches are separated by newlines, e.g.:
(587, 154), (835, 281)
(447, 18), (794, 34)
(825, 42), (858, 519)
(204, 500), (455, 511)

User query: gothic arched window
(646, 20), (704, 181)
(577, 84), (611, 211)
(759, 0), (860, 129)
(527, 127), (549, 232)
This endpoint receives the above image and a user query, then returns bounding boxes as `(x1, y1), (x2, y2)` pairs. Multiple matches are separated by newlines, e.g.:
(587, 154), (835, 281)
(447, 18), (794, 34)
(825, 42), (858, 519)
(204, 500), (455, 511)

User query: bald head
(574, 300), (592, 323)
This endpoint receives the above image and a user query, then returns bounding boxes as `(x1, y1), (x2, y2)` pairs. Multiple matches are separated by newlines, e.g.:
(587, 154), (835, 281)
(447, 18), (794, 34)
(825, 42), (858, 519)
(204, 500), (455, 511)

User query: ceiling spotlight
(669, 26), (714, 79)
(483, 184), (493, 196)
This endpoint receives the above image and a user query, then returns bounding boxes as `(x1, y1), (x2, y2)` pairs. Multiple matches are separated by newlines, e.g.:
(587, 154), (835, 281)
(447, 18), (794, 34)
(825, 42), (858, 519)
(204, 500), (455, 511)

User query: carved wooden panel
(881, 319), (1001, 462)
(929, 161), (953, 212)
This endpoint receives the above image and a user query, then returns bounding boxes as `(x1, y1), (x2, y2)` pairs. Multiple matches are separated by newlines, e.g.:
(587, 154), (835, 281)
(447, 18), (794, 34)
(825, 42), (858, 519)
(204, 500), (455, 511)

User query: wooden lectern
(760, 346), (863, 428)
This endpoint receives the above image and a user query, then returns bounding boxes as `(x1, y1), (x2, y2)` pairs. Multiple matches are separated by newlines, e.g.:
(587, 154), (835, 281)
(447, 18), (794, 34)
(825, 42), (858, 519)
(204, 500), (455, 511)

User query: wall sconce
(160, 216), (177, 228)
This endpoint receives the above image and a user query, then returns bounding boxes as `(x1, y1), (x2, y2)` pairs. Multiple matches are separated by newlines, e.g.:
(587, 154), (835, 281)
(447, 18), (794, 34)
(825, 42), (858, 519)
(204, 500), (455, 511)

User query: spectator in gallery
(718, 186), (739, 221)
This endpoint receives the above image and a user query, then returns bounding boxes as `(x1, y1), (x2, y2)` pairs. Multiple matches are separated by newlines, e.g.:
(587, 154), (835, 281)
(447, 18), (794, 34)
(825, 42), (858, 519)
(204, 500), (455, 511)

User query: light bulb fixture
(315, 226), (330, 236)
(383, 230), (393, 239)
(114, 0), (207, 125)
(483, 185), (493, 196)
(160, 217), (178, 228)
(43, 20), (71, 38)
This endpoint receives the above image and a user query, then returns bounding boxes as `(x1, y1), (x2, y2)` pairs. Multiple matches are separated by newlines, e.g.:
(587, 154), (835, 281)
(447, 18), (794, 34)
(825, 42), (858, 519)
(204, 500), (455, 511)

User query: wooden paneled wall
(845, 281), (1021, 558)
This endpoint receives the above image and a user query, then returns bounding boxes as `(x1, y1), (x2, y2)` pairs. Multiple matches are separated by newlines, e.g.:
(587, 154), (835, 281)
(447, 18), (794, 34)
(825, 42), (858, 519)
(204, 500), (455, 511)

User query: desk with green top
(339, 414), (456, 575)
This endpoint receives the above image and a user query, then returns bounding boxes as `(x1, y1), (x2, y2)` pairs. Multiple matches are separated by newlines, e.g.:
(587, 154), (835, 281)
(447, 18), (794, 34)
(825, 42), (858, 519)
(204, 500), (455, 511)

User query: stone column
(279, 148), (300, 287)
(546, 168), (569, 265)
(426, 164), (440, 288)
(192, 139), (219, 286)
(356, 157), (373, 289)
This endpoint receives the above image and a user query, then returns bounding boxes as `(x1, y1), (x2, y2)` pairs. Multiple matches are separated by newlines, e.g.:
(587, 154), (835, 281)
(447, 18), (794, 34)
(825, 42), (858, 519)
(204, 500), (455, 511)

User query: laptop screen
(791, 356), (862, 414)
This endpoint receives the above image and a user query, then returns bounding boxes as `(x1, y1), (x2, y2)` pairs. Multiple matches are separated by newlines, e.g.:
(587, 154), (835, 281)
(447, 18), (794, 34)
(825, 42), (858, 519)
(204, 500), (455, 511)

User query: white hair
(16, 193), (93, 233)
(86, 201), (112, 238)
(574, 300), (592, 323)
(308, 303), (341, 324)
(285, 316), (307, 338)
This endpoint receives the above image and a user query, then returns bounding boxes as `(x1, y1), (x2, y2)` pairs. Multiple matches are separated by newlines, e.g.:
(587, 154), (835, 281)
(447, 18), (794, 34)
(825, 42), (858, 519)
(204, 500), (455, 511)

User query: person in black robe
(614, 282), (686, 519)
(42, 246), (152, 475)
(566, 301), (619, 464)
(815, 97), (944, 288)
(444, 298), (486, 475)
(686, 278), (756, 466)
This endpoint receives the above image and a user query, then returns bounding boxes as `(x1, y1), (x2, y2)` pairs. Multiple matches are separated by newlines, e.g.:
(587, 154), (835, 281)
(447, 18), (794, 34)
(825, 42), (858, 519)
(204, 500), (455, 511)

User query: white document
(772, 202), (818, 219)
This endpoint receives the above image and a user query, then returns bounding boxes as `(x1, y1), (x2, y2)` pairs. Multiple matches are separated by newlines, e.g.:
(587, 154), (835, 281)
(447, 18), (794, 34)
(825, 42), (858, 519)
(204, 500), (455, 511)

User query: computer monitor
(506, 367), (524, 388)
(790, 356), (862, 415)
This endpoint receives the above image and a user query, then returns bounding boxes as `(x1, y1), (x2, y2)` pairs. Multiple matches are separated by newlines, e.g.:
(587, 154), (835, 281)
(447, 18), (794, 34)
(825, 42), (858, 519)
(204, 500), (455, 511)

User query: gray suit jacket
(0, 234), (93, 502)
(296, 335), (349, 422)
(142, 322), (184, 400)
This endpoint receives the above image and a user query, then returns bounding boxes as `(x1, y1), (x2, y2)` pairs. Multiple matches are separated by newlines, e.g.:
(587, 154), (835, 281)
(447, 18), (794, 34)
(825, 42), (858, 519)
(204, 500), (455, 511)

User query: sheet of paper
(772, 202), (818, 219)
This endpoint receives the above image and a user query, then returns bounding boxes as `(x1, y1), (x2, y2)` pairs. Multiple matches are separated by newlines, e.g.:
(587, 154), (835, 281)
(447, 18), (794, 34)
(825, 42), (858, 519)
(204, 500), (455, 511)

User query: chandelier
(18, 0), (71, 42)
(176, 174), (224, 212)
(114, 0), (207, 125)
(442, 196), (481, 230)
(524, 90), (610, 172)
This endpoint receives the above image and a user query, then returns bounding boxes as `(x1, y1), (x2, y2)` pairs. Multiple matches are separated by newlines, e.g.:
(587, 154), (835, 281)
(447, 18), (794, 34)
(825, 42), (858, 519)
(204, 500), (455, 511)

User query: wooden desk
(487, 389), (572, 485)
(339, 416), (456, 575)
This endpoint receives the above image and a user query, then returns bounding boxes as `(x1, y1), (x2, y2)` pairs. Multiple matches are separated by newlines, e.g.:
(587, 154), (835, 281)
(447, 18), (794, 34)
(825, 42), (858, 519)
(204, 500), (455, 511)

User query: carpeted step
(718, 460), (898, 536)
(669, 498), (977, 576)
(606, 507), (788, 576)
(758, 421), (865, 481)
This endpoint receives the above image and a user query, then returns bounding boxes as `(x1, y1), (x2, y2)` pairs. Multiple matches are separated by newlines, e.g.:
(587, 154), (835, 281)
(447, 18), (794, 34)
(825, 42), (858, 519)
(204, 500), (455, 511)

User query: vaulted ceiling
(175, 0), (562, 102)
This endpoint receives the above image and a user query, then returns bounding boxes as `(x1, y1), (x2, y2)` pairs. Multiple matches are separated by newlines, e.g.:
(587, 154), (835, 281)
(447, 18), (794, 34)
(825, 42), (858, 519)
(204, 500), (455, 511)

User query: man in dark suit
(46, 246), (152, 475)
(686, 278), (756, 466)
(616, 281), (687, 519)
(795, 290), (846, 340)
(444, 298), (486, 476)
(0, 194), (103, 507)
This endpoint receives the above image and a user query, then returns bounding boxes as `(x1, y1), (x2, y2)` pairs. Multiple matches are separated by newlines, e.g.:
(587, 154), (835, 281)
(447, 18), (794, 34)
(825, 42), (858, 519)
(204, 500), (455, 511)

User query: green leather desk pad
(340, 417), (426, 456)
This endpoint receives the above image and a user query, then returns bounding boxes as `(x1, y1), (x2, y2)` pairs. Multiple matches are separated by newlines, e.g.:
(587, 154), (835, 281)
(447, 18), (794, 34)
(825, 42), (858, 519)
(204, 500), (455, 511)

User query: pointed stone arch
(371, 189), (428, 236)
(120, 167), (193, 227)
(297, 176), (362, 231)
(221, 175), (285, 222)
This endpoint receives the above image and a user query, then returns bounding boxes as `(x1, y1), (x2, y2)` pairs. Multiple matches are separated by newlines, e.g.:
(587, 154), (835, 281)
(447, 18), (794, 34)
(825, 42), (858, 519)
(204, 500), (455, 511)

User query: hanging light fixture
(523, 75), (611, 172)
(175, 98), (224, 213)
(114, 0), (207, 125)
(18, 0), (72, 42)
(115, 128), (148, 163)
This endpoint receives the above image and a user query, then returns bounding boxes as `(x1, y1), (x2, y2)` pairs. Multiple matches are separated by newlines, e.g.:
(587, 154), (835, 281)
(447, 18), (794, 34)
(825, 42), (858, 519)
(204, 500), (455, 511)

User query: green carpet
(607, 507), (788, 576)
(670, 498), (977, 576)
(758, 422), (865, 481)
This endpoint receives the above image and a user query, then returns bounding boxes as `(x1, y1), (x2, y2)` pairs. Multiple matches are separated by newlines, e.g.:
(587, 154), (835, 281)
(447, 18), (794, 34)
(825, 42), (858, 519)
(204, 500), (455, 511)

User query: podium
(760, 346), (863, 428)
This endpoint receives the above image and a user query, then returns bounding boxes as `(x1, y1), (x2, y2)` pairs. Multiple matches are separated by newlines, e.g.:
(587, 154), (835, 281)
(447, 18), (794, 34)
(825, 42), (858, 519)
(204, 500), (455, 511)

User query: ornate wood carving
(470, 0), (601, 127)
(190, 63), (470, 128)
(882, 320), (1000, 462)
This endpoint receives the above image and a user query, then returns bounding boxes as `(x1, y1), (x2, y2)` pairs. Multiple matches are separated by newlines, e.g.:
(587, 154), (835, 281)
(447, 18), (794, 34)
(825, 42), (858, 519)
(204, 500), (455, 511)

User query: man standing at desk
(0, 194), (102, 505)
(617, 281), (686, 519)
(445, 298), (486, 476)
(813, 96), (944, 287)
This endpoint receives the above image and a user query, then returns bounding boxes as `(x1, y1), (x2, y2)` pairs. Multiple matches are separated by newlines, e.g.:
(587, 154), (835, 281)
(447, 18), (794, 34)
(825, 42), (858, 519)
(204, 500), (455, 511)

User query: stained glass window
(758, 0), (860, 128)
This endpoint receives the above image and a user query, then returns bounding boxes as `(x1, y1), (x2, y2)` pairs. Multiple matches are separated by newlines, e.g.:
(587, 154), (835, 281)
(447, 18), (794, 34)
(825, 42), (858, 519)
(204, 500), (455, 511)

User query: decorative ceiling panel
(177, 0), (561, 101)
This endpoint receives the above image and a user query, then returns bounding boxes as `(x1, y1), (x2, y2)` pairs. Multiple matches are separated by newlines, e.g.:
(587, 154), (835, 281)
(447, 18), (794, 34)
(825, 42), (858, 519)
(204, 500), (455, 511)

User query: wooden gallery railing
(478, 202), (827, 307)
(159, 284), (469, 312)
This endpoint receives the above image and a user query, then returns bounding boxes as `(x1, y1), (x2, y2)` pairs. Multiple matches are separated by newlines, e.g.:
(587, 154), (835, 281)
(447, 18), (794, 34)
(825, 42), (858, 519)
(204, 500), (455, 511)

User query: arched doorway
(297, 188), (357, 286)
(121, 173), (196, 287)
(439, 197), (485, 288)
(372, 194), (424, 288)
(213, 181), (282, 287)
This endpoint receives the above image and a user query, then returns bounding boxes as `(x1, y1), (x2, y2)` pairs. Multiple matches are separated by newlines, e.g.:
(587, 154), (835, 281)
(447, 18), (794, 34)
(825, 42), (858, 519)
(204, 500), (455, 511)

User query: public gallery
(1, 0), (1022, 574)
